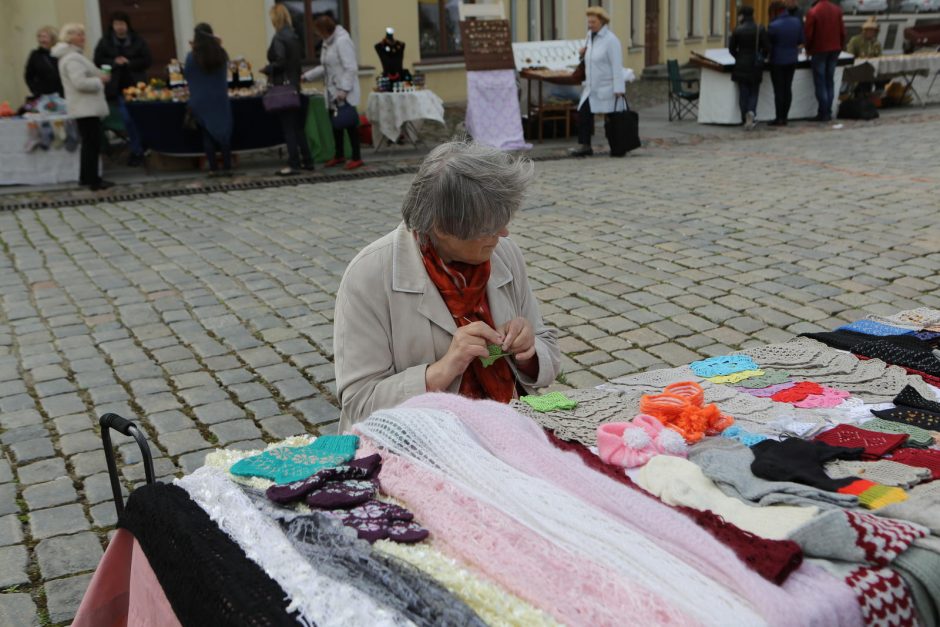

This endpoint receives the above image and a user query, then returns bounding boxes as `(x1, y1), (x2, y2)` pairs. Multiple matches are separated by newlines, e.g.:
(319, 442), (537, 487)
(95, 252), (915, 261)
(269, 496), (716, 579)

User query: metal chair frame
(99, 413), (156, 519)
(667, 60), (700, 121)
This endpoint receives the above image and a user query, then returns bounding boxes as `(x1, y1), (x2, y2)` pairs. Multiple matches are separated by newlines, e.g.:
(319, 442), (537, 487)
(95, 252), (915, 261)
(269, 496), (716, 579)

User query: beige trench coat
(334, 223), (561, 433)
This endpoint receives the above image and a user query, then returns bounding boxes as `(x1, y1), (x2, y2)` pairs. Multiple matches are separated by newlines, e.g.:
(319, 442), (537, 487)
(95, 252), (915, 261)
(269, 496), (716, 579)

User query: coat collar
(390, 223), (513, 333)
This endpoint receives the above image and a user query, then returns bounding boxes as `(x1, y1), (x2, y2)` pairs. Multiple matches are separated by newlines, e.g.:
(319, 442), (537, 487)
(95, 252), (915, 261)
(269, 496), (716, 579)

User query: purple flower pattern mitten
(305, 478), (378, 508)
(266, 453), (382, 504)
(327, 500), (427, 544)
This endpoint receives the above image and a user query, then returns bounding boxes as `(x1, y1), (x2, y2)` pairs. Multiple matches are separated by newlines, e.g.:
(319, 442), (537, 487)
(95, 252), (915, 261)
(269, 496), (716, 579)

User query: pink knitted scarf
(400, 393), (864, 627)
(357, 441), (693, 626)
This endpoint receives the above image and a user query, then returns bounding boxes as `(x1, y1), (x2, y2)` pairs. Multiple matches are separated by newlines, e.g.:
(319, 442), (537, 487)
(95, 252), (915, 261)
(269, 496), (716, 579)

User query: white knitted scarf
(357, 406), (766, 627)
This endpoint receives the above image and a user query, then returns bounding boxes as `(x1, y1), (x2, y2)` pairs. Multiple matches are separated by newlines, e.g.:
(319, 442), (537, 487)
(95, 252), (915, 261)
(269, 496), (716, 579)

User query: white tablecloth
(0, 116), (84, 186)
(465, 70), (531, 152)
(366, 90), (445, 143)
(861, 53), (940, 104)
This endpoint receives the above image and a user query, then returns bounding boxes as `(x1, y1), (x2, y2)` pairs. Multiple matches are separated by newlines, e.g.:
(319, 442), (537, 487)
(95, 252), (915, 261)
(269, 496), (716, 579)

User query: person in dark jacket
(729, 6), (771, 130)
(93, 11), (151, 165)
(768, 1), (804, 126)
(262, 3), (313, 176)
(24, 26), (64, 98)
(184, 23), (233, 177)
(804, 0), (845, 121)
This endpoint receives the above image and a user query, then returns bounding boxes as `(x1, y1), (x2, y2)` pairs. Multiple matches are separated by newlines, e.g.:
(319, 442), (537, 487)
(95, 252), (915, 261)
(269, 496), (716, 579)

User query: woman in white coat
(302, 15), (363, 170)
(570, 7), (624, 157)
(51, 24), (113, 190)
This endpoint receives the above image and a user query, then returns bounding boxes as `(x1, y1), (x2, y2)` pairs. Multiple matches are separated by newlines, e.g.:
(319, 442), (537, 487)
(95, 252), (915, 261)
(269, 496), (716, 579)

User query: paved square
(1, 118), (938, 623)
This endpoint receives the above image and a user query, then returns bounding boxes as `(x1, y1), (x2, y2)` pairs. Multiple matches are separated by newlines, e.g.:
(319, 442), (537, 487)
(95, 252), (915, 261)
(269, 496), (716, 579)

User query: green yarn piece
(857, 483), (907, 510)
(736, 369), (791, 389)
(230, 434), (359, 484)
(480, 344), (509, 368)
(860, 418), (935, 448)
(520, 391), (578, 412)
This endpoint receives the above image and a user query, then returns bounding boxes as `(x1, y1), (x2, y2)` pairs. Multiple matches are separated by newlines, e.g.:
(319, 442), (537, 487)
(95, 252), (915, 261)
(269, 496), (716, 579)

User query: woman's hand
(100, 74), (111, 84)
(426, 321), (504, 391)
(499, 317), (536, 361)
(335, 89), (348, 103)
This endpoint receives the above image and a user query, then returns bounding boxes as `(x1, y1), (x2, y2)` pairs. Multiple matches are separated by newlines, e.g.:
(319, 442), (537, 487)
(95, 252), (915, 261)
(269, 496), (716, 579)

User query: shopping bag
(262, 84), (300, 113)
(605, 95), (640, 157)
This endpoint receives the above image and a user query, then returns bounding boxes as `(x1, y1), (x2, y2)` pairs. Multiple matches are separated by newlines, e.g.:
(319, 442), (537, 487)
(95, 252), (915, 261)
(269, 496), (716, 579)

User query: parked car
(840, 0), (889, 12)
(898, 0), (940, 12)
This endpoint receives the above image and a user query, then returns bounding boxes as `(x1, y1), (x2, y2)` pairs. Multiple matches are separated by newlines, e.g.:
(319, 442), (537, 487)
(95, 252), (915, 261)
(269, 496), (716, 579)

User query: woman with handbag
(262, 4), (313, 176)
(729, 6), (771, 131)
(569, 7), (624, 158)
(184, 23), (233, 177)
(302, 15), (363, 171)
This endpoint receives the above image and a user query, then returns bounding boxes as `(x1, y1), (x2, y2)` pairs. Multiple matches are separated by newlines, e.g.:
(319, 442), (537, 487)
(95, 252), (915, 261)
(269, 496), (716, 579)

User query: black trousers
(277, 101), (312, 169)
(201, 126), (232, 171)
(331, 125), (361, 161)
(770, 64), (797, 122)
(577, 99), (594, 145)
(75, 117), (101, 186)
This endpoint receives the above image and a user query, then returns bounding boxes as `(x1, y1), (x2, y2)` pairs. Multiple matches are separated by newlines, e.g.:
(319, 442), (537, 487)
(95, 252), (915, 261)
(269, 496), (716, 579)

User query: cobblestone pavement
(1, 118), (938, 625)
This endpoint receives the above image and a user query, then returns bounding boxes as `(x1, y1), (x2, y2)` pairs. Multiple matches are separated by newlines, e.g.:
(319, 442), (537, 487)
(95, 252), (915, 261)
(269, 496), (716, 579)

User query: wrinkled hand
(499, 317), (536, 362)
(426, 321), (503, 391)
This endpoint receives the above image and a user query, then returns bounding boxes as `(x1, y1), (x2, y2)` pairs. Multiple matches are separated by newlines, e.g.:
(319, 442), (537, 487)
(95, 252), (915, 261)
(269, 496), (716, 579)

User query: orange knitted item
(639, 381), (734, 443)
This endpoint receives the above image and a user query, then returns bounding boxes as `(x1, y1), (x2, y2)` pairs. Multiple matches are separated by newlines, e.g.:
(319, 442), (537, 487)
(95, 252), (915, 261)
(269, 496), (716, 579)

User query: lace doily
(736, 381), (796, 397)
(706, 369), (766, 385)
(735, 370), (791, 389)
(176, 466), (409, 627)
(792, 388), (851, 409)
(510, 388), (635, 446)
(868, 307), (940, 331)
(689, 355), (759, 378)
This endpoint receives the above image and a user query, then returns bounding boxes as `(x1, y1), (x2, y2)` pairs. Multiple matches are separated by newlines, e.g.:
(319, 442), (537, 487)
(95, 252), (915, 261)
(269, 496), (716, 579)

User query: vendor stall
(0, 115), (85, 186)
(125, 93), (342, 162)
(692, 49), (854, 124)
(365, 89), (445, 151)
(857, 53), (940, 105)
(73, 305), (940, 626)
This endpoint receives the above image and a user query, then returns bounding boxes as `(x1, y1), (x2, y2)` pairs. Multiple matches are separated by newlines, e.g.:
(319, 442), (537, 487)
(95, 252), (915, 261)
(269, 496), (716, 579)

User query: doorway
(98, 0), (177, 79)
(645, 0), (660, 66)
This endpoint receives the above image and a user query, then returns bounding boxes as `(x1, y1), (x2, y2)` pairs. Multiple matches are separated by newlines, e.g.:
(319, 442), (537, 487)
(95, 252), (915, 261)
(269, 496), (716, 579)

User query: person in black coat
(729, 5), (771, 130)
(93, 11), (151, 165)
(261, 3), (313, 176)
(24, 26), (64, 98)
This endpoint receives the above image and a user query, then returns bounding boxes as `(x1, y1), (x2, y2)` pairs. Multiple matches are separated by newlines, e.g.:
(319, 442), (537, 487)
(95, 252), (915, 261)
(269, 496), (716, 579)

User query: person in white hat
(846, 17), (881, 59)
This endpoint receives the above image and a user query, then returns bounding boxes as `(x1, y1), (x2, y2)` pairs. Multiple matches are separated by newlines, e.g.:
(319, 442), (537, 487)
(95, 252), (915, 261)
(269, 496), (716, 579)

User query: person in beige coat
(334, 141), (561, 432)
(52, 23), (113, 190)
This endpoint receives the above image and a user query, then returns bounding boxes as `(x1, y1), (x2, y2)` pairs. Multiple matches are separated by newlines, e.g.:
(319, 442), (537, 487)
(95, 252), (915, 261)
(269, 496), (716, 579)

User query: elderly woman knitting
(334, 141), (561, 431)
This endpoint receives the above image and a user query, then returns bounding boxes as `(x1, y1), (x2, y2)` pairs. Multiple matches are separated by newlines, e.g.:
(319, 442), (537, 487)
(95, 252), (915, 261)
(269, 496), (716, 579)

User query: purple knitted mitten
(266, 453), (382, 504)
(305, 478), (378, 508)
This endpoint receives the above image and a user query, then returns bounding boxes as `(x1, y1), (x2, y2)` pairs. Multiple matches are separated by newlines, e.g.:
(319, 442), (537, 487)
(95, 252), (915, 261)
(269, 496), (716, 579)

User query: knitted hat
(639, 381), (732, 444)
(814, 424), (908, 460)
(597, 414), (688, 468)
(890, 448), (940, 480)
(861, 16), (879, 30)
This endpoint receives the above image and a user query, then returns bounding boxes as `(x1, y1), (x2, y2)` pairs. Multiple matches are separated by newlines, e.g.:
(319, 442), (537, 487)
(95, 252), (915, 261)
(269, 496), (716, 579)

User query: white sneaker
(745, 111), (756, 131)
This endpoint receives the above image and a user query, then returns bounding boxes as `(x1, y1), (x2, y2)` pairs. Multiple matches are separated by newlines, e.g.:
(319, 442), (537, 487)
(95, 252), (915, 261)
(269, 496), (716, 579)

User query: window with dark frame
(709, 0), (718, 35)
(418, 0), (466, 58)
(687, 0), (696, 36)
(275, 0), (349, 63)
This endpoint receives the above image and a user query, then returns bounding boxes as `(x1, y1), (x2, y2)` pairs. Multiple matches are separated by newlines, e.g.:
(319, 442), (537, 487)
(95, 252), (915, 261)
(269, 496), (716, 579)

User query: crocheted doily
(868, 307), (940, 331)
(510, 388), (636, 446)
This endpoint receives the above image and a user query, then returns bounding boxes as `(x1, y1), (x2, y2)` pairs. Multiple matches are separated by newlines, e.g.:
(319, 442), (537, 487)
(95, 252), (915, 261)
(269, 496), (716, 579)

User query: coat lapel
(391, 224), (457, 335)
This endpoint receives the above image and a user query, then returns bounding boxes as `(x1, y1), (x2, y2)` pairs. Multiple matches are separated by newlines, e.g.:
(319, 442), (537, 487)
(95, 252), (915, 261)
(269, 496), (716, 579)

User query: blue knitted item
(690, 355), (759, 378)
(720, 425), (768, 447)
(230, 435), (359, 484)
(838, 320), (914, 337)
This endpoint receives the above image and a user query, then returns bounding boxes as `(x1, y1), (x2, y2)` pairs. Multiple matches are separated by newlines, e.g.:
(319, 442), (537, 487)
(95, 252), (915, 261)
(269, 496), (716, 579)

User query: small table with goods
(690, 49), (854, 124)
(0, 95), (87, 186)
(365, 89), (445, 152)
(855, 53), (940, 106)
(513, 40), (585, 142)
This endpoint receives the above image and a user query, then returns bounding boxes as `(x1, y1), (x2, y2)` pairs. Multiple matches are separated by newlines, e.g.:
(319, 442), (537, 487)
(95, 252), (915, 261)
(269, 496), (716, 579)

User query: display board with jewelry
(459, 19), (515, 72)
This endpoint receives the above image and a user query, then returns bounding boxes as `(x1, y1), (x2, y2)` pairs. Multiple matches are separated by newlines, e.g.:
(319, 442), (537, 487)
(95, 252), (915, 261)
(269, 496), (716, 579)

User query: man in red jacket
(805, 0), (845, 121)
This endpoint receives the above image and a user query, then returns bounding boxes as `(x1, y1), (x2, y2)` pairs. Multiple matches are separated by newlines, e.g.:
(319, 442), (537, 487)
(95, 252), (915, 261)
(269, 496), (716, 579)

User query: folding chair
(667, 60), (700, 121)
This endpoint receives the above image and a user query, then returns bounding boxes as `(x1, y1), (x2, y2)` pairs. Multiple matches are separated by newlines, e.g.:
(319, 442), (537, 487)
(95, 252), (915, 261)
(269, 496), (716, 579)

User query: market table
(857, 53), (940, 106)
(0, 115), (86, 186)
(519, 68), (580, 142)
(691, 49), (854, 124)
(125, 94), (343, 161)
(365, 90), (445, 151)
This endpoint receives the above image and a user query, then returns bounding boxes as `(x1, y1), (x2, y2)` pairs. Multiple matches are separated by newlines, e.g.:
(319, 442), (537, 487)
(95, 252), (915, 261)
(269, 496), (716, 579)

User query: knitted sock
(305, 478), (377, 508)
(230, 434), (359, 484)
(24, 122), (41, 152)
(788, 509), (926, 565)
(814, 423), (909, 460)
(825, 459), (931, 489)
(519, 391), (577, 412)
(860, 417), (935, 448)
(38, 121), (54, 150)
(51, 120), (66, 149)
(889, 448), (940, 480)
(750, 438), (863, 492)
(64, 120), (80, 152)
(837, 479), (908, 509)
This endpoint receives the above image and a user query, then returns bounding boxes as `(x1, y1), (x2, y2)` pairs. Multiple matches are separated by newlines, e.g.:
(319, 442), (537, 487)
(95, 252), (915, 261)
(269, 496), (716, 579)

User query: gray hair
(401, 140), (535, 239)
(59, 23), (85, 45)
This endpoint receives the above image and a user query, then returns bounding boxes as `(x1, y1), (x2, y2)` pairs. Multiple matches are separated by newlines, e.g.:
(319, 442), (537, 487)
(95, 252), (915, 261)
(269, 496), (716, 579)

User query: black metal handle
(99, 413), (155, 519)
